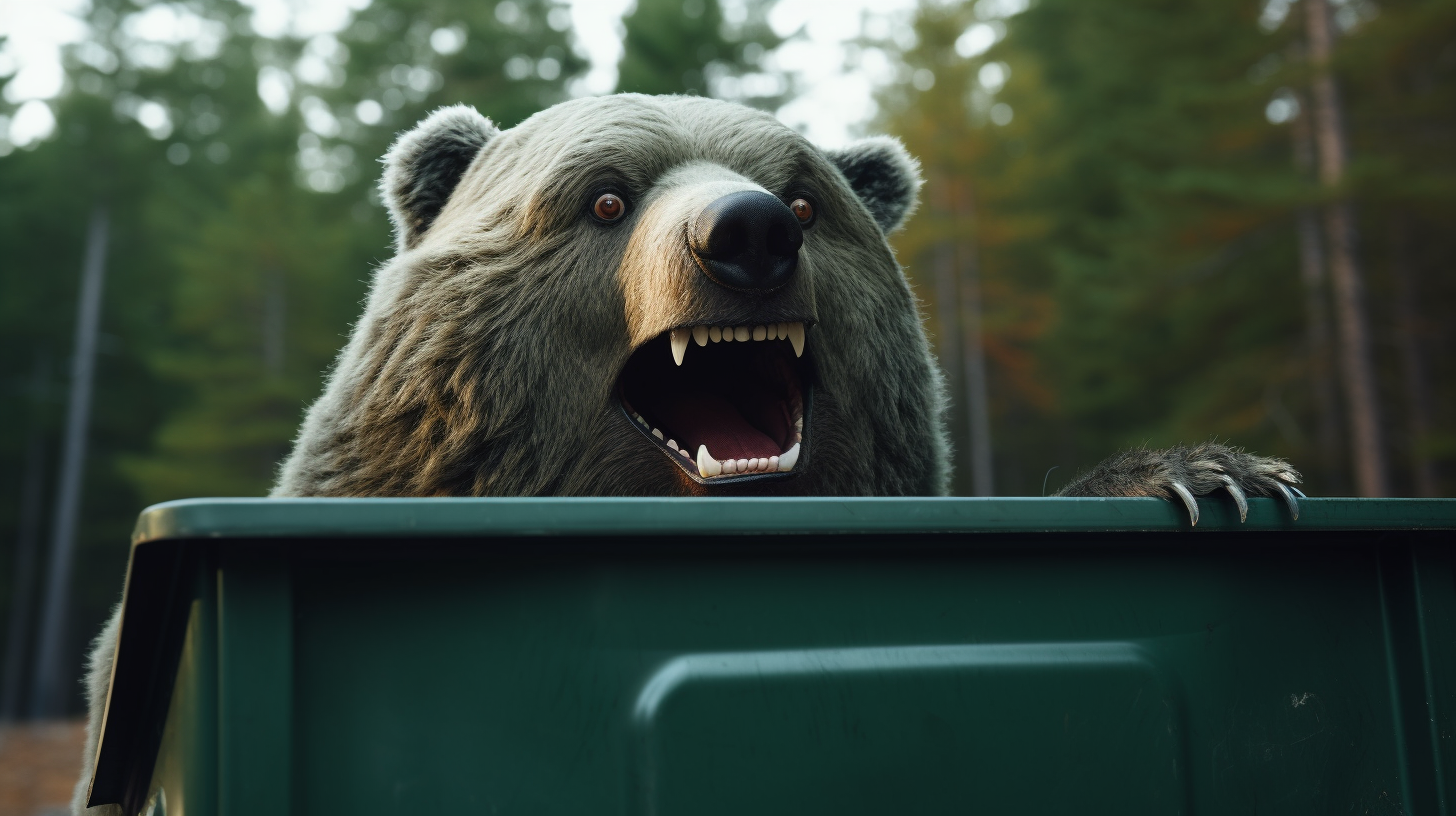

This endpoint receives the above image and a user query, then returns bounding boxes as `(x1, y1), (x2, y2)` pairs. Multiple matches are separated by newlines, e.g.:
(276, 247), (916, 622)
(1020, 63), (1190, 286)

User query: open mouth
(617, 322), (809, 483)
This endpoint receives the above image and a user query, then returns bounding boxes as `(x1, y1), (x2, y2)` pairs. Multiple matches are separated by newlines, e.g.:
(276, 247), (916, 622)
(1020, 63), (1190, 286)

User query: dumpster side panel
(289, 535), (1407, 816)
(217, 553), (293, 816)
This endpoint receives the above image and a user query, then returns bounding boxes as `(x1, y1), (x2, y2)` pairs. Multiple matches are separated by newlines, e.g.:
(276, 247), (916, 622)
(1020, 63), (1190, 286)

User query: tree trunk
(32, 207), (109, 718)
(1289, 91), (1343, 488)
(954, 180), (994, 497)
(1388, 216), (1438, 496)
(1303, 0), (1390, 496)
(1, 355), (51, 721)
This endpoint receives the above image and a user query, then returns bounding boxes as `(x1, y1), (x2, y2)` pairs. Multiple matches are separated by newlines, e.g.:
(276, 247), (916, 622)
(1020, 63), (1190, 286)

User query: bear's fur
(273, 94), (950, 497)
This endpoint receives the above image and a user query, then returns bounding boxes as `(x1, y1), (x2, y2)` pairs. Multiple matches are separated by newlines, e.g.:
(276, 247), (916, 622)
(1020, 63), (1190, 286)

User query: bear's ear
(825, 136), (922, 234)
(381, 105), (498, 251)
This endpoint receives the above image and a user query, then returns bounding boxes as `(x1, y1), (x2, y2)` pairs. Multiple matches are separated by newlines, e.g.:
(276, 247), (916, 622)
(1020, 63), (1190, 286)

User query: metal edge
(129, 497), (1456, 545)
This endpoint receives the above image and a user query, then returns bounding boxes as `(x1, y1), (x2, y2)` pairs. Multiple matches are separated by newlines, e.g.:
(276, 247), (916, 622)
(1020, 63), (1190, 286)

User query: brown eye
(789, 197), (814, 224)
(593, 192), (625, 221)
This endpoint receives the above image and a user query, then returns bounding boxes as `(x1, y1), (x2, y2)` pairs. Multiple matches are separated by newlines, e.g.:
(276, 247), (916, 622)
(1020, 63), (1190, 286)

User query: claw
(1290, 485), (1307, 499)
(1275, 482), (1300, 521)
(1219, 475), (1248, 523)
(1170, 482), (1199, 526)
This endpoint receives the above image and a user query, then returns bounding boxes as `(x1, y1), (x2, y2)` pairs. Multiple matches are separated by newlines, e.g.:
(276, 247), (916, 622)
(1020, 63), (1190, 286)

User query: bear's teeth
(670, 328), (690, 365)
(692, 326), (709, 346)
(709, 326), (722, 342)
(697, 445), (722, 477)
(777, 443), (800, 471)
(786, 322), (805, 357)
(733, 326), (750, 342)
(752, 325), (766, 341)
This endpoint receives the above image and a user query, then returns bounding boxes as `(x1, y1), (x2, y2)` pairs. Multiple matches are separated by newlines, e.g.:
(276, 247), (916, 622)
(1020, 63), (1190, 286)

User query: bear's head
(275, 95), (949, 497)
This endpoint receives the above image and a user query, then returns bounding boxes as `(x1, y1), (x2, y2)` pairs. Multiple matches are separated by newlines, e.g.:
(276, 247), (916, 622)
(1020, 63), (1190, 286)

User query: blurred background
(0, 0), (1451, 749)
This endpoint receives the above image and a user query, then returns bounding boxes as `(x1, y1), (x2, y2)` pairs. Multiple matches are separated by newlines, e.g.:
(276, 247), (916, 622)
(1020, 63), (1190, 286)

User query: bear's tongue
(651, 387), (789, 461)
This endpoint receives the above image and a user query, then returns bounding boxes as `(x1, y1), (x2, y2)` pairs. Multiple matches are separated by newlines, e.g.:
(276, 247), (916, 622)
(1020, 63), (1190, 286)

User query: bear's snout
(688, 190), (803, 293)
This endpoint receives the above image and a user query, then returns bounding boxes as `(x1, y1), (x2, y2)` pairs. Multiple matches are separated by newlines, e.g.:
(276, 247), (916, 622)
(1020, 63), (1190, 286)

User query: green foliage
(617, 0), (786, 108)
(883, 0), (1455, 496)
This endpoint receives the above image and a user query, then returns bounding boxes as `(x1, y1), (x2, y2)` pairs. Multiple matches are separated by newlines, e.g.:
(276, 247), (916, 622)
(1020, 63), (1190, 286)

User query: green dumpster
(89, 497), (1455, 815)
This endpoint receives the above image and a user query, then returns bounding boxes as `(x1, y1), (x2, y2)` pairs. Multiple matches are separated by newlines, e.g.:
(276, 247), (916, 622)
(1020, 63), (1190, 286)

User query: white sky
(0, 0), (921, 150)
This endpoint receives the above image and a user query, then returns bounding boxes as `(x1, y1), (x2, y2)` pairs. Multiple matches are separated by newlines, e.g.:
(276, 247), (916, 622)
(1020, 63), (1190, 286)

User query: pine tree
(617, 0), (786, 109)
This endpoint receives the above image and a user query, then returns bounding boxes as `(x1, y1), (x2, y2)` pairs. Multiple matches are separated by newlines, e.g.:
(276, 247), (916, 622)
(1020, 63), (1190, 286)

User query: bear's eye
(789, 197), (814, 225)
(593, 192), (626, 222)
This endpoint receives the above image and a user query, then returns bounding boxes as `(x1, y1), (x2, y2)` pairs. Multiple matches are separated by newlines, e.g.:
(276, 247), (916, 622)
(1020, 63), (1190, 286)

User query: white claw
(709, 326), (722, 342)
(734, 326), (750, 342)
(692, 326), (709, 346)
(1275, 482), (1300, 521)
(1170, 482), (1199, 526)
(786, 322), (805, 357)
(1219, 475), (1248, 523)
(777, 443), (800, 471)
(753, 325), (766, 341)
(670, 328), (689, 365)
(696, 445), (722, 477)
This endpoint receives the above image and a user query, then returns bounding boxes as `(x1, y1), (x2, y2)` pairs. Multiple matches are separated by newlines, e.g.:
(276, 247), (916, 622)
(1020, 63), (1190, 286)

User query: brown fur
(273, 95), (951, 497)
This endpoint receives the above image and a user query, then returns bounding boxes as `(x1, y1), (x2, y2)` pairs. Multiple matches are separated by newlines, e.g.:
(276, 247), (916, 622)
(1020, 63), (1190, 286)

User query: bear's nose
(689, 191), (803, 292)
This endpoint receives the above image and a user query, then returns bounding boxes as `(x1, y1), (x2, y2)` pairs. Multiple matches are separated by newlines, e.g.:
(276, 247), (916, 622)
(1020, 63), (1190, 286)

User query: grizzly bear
(75, 94), (1300, 814)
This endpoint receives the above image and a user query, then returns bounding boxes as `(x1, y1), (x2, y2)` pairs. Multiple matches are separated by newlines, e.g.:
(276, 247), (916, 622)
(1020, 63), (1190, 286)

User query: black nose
(689, 191), (803, 292)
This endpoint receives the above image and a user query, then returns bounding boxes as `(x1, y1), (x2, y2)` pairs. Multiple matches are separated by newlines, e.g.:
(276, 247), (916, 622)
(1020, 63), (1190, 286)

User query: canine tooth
(696, 445), (722, 477)
(777, 443), (800, 471)
(709, 326), (722, 342)
(666, 439), (677, 450)
(734, 326), (750, 342)
(692, 326), (708, 346)
(753, 325), (766, 341)
(652, 428), (663, 439)
(769, 455), (779, 470)
(670, 328), (690, 365)
(786, 322), (805, 357)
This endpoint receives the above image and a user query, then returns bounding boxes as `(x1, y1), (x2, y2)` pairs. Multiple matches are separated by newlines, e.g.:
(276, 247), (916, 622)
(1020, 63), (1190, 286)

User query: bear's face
(275, 95), (948, 497)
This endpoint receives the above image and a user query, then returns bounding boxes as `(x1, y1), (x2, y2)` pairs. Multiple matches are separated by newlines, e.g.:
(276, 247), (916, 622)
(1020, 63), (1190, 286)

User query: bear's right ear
(381, 105), (497, 251)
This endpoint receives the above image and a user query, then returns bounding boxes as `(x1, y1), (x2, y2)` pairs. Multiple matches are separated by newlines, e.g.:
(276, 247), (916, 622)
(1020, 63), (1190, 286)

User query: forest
(1, 0), (1452, 715)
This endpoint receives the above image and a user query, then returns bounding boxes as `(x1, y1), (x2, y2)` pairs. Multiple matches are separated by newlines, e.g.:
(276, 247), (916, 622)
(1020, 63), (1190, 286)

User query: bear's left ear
(381, 105), (498, 251)
(825, 136), (922, 234)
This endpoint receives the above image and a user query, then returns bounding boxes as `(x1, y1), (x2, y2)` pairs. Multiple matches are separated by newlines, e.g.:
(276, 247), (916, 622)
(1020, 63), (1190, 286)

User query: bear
(74, 94), (1301, 814)
(270, 96), (950, 498)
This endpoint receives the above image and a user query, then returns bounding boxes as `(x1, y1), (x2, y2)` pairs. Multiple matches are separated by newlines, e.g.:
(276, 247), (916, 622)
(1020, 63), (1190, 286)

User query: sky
(0, 0), (922, 151)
